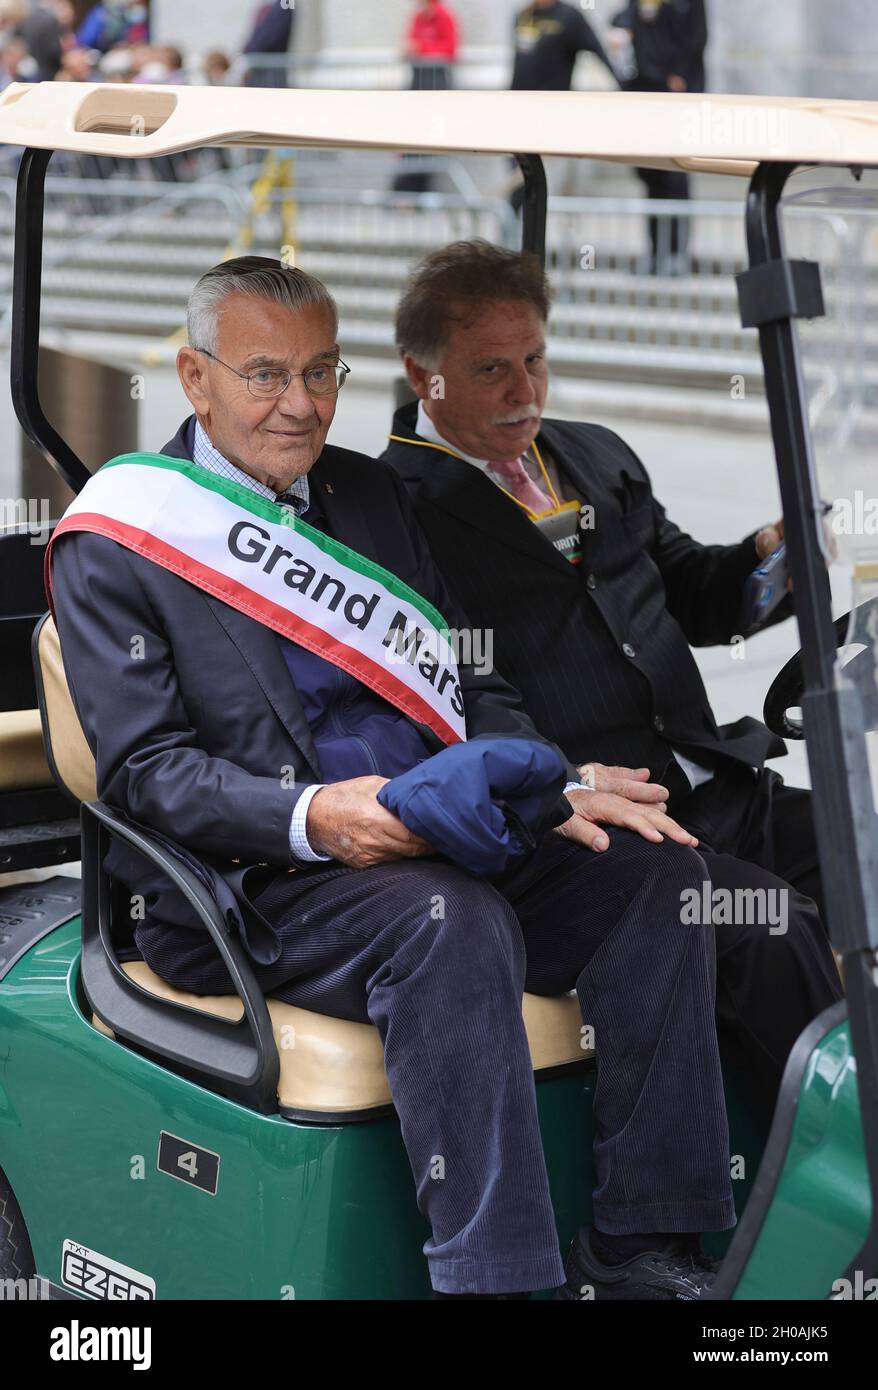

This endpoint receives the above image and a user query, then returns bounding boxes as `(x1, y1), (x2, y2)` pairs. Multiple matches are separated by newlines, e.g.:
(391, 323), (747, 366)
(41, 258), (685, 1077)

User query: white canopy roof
(1, 83), (877, 176)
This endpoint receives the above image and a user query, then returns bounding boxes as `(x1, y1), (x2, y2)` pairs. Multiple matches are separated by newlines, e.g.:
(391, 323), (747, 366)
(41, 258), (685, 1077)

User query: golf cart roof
(2, 82), (878, 176)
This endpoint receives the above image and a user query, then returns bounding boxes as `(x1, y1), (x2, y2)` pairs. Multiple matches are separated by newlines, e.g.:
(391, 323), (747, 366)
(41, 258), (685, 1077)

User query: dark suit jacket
(243, 2), (294, 53)
(382, 402), (789, 791)
(613, 0), (707, 93)
(50, 415), (571, 949)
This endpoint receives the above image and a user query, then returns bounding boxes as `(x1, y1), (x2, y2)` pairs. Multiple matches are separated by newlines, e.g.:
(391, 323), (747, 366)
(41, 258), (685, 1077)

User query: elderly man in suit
(49, 255), (741, 1302)
(381, 239), (843, 1127)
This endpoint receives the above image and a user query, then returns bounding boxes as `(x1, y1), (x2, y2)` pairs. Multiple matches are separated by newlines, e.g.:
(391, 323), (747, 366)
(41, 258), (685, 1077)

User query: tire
(0, 1166), (35, 1284)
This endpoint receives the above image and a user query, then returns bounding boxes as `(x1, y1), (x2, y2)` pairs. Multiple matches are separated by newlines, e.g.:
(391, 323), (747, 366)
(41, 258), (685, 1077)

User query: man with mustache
(381, 239), (843, 1127)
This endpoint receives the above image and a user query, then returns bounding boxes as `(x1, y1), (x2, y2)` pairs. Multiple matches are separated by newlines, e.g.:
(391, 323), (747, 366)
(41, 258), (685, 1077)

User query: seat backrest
(33, 612), (98, 803)
(0, 523), (56, 711)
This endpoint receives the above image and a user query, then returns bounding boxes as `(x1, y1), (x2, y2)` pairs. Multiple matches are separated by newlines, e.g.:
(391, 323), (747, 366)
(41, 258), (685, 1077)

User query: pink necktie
(489, 456), (552, 514)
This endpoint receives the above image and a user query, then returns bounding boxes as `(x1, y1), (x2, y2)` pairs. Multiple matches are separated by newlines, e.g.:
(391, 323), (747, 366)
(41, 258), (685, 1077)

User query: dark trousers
(672, 766), (843, 1128)
(391, 62), (452, 193)
(636, 166), (691, 264)
(139, 829), (734, 1294)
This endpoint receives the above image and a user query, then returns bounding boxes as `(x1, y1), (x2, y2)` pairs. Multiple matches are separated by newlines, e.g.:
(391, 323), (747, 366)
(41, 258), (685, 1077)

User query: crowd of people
(395, 1), (707, 271)
(0, 1), (708, 257)
(0, 0), (286, 91)
(0, 2), (707, 100)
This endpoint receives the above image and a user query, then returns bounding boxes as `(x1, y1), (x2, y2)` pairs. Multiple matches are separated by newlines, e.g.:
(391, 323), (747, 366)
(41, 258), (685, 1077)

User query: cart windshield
(780, 166), (878, 809)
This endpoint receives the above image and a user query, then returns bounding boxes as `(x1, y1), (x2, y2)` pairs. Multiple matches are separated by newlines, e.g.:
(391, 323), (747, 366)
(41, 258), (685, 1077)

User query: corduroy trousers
(140, 828), (736, 1294)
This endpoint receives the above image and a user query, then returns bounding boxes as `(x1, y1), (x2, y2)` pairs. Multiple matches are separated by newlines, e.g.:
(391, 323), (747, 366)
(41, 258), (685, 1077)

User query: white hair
(186, 256), (338, 356)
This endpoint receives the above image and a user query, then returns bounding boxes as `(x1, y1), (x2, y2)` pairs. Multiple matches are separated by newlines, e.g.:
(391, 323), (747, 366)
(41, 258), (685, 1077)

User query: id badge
(534, 501), (583, 565)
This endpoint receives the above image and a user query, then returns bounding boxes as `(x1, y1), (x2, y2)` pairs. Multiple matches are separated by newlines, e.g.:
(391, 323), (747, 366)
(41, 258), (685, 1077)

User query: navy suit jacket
(51, 417), (571, 947)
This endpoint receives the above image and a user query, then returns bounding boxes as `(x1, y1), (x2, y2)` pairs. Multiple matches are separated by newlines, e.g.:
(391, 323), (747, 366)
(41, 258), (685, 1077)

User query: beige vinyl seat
(36, 613), (592, 1116)
(0, 708), (54, 791)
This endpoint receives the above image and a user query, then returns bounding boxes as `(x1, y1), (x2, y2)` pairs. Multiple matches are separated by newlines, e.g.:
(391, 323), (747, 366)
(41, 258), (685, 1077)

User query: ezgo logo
(50, 1320), (151, 1370)
(61, 1239), (155, 1300)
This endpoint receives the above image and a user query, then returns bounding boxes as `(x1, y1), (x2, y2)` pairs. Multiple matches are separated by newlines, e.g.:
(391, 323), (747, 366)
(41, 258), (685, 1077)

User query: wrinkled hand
(756, 515), (837, 572)
(307, 776), (433, 869)
(755, 517), (784, 561)
(577, 761), (669, 805)
(555, 788), (699, 853)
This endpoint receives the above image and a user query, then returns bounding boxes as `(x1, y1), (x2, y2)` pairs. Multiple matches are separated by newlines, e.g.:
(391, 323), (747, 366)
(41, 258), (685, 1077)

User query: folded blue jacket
(377, 737), (569, 876)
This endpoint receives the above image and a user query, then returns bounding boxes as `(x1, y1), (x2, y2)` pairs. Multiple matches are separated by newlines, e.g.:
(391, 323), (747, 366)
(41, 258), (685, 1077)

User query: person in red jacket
(405, 0), (458, 91)
(393, 2), (460, 194)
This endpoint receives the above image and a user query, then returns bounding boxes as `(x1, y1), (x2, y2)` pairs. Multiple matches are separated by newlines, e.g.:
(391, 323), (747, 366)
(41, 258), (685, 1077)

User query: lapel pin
(324, 482), (334, 494)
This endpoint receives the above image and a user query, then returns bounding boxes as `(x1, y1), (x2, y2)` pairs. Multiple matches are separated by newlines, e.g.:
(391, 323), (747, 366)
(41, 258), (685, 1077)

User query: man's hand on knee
(557, 789), (699, 853)
(306, 776), (434, 868)
(577, 761), (669, 804)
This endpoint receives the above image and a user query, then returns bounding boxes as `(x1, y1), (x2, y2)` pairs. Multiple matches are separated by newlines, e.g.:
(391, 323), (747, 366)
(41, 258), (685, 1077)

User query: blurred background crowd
(0, 0), (870, 100)
(0, 0), (293, 88)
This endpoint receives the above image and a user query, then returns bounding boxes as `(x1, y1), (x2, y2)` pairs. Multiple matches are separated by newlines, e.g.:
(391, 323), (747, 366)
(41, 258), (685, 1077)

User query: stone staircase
(0, 177), (871, 435)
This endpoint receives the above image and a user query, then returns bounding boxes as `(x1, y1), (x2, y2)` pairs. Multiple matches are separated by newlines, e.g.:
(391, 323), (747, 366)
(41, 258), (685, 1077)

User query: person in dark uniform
(511, 0), (616, 91)
(610, 0), (708, 272)
(381, 240), (843, 1128)
(509, 0), (618, 206)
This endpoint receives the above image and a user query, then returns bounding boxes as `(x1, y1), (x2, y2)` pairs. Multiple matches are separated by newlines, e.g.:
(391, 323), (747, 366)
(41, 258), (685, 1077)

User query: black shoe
(555, 1228), (719, 1302)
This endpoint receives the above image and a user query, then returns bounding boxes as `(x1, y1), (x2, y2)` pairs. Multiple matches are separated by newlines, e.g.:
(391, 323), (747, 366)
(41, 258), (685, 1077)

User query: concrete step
(39, 331), (774, 435)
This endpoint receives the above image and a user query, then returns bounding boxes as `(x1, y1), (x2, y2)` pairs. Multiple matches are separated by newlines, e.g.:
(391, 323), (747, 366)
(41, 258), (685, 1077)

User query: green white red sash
(46, 453), (467, 745)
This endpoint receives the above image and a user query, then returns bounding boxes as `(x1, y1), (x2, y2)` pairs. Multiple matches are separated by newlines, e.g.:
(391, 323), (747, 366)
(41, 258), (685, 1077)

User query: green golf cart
(0, 81), (875, 1301)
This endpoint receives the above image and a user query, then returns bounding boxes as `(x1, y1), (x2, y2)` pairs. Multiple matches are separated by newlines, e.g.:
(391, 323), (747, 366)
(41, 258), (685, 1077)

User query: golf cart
(0, 82), (875, 1301)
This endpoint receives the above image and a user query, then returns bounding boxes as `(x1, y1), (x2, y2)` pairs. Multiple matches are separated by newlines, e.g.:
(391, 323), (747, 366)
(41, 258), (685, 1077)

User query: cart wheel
(0, 1166), (35, 1282)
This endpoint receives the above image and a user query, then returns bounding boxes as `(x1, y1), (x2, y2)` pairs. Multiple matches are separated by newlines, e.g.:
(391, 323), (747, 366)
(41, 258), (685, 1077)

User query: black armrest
(80, 800), (280, 1114)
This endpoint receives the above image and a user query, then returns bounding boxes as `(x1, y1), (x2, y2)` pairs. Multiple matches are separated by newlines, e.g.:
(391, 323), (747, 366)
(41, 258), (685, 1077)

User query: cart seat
(34, 614), (97, 803)
(0, 708), (54, 790)
(35, 612), (592, 1115)
(93, 962), (589, 1115)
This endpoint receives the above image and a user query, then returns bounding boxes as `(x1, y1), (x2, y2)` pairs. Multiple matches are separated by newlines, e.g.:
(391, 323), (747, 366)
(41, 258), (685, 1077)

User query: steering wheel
(763, 599), (878, 740)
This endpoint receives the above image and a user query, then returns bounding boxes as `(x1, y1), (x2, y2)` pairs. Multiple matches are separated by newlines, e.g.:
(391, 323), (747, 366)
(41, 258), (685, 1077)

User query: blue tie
(275, 491), (304, 515)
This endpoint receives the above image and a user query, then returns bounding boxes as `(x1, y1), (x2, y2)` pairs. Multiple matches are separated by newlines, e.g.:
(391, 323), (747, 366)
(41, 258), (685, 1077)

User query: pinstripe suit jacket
(382, 402), (789, 785)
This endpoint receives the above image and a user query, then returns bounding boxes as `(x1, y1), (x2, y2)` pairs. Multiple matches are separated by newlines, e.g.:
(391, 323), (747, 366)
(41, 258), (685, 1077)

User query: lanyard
(387, 432), (565, 520)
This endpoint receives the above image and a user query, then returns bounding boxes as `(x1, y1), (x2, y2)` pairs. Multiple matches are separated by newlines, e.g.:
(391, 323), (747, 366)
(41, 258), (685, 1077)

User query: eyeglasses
(193, 347), (351, 398)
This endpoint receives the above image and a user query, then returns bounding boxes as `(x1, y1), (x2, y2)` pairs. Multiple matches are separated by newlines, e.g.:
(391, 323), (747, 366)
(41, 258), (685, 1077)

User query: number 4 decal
(157, 1132), (220, 1195)
(177, 1150), (199, 1180)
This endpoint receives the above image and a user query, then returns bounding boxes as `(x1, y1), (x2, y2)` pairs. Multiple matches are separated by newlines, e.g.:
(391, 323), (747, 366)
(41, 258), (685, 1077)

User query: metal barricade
(0, 168), (864, 435)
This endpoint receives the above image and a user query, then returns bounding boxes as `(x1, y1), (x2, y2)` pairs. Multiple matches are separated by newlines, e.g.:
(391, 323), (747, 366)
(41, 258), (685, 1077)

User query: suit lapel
(307, 451), (381, 561)
(201, 593), (321, 778)
(537, 421), (602, 511)
(394, 421), (574, 575)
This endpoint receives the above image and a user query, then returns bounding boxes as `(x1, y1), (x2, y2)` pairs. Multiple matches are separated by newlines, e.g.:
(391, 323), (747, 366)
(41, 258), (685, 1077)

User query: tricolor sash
(46, 453), (467, 745)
